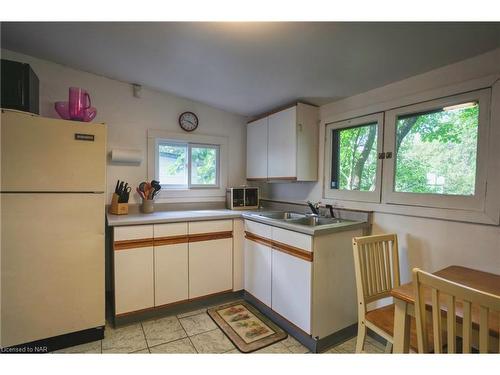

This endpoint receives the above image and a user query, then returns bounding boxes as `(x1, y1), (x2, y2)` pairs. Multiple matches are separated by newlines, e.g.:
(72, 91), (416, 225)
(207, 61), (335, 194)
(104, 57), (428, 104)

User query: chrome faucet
(306, 201), (321, 216)
(326, 204), (335, 218)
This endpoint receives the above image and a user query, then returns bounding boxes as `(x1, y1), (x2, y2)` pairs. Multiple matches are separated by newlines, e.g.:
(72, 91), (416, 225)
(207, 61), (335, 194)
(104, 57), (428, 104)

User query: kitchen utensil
(118, 186), (131, 203)
(152, 189), (161, 199)
(151, 180), (162, 199)
(139, 182), (147, 194)
(54, 101), (71, 120)
(136, 187), (145, 199)
(122, 186), (131, 203)
(69, 87), (91, 121)
(115, 180), (120, 194)
(117, 181), (125, 195)
(144, 182), (152, 199)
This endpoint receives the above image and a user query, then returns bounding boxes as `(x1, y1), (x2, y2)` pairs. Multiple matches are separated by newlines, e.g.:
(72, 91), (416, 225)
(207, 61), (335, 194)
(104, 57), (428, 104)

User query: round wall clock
(178, 111), (199, 132)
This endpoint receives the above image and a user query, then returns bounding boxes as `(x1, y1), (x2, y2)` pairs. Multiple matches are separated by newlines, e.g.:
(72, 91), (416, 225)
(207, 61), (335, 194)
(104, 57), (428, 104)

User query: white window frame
(324, 112), (384, 203)
(148, 130), (228, 202)
(382, 88), (491, 211)
(155, 140), (221, 190)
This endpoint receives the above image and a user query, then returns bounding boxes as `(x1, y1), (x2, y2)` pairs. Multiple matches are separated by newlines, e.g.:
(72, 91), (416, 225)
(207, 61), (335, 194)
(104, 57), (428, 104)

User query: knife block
(108, 193), (128, 215)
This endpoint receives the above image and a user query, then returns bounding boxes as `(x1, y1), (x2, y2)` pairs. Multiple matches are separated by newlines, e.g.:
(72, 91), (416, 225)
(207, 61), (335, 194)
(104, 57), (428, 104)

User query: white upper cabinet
(268, 106), (297, 179)
(246, 117), (268, 180)
(246, 103), (319, 181)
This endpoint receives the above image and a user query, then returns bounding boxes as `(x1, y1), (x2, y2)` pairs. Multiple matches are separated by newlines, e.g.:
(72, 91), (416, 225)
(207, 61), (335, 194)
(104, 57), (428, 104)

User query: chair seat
(365, 304), (436, 352)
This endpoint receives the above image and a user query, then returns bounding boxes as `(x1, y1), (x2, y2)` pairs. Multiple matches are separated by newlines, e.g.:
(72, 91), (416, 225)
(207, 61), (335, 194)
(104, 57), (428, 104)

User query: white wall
(267, 48), (500, 279)
(1, 49), (247, 204)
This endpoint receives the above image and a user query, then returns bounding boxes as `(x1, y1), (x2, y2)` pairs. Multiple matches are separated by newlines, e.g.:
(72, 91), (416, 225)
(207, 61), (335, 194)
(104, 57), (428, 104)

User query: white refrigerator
(0, 109), (106, 348)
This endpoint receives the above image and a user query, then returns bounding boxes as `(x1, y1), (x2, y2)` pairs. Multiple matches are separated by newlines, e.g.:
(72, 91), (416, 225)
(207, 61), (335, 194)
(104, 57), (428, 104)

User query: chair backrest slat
(462, 301), (472, 353)
(431, 289), (442, 353)
(391, 236), (401, 287)
(413, 268), (500, 354)
(373, 243), (381, 293)
(446, 294), (456, 353)
(479, 306), (489, 353)
(384, 242), (392, 292)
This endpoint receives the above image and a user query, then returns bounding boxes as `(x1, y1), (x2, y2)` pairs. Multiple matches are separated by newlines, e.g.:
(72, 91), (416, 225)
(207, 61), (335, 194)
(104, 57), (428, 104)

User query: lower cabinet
(189, 238), (233, 299)
(244, 238), (272, 307)
(271, 249), (312, 334)
(114, 246), (154, 315)
(154, 243), (189, 306)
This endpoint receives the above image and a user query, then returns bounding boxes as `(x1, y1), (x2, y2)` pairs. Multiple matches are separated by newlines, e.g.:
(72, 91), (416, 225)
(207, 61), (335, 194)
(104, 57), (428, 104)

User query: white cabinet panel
(244, 238), (272, 306)
(154, 243), (189, 306)
(154, 222), (188, 238)
(246, 104), (318, 181)
(272, 249), (312, 334)
(233, 219), (245, 291)
(114, 247), (154, 314)
(246, 117), (268, 179)
(272, 226), (312, 252)
(115, 225), (153, 241)
(268, 106), (297, 178)
(244, 219), (272, 239)
(189, 238), (233, 298)
(188, 219), (233, 234)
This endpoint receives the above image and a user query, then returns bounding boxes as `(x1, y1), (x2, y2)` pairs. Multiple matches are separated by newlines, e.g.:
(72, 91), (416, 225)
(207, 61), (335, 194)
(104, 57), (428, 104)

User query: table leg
(393, 299), (411, 353)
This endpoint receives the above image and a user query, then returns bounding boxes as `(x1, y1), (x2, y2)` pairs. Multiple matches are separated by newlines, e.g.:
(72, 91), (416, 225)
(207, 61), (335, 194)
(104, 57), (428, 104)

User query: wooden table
(391, 265), (500, 353)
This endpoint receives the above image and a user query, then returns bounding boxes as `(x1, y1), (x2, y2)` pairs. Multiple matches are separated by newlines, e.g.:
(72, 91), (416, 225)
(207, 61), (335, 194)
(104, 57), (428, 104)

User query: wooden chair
(413, 268), (500, 353)
(352, 233), (401, 353)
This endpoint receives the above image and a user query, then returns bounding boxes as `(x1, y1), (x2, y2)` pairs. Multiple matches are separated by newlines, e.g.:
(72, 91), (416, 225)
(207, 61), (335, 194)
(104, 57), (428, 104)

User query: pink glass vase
(68, 87), (91, 121)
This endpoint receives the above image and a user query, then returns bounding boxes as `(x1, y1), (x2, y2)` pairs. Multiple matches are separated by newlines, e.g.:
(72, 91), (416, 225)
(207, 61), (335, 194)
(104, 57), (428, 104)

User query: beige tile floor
(54, 300), (386, 354)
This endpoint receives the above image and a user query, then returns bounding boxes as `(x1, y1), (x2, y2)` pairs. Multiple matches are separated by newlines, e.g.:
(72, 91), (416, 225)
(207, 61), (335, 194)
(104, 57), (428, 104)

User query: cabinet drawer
(154, 222), (188, 238)
(114, 225), (153, 241)
(114, 246), (154, 315)
(188, 219), (233, 235)
(272, 227), (312, 252)
(244, 220), (272, 239)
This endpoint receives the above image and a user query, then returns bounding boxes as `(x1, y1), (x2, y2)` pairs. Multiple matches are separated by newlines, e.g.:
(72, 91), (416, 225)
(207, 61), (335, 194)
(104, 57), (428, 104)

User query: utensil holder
(141, 199), (154, 214)
(108, 193), (128, 215)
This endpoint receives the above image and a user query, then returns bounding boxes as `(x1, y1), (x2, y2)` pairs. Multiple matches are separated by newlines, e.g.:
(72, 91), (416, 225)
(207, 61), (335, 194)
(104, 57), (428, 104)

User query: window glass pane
(190, 146), (218, 185)
(331, 123), (378, 191)
(395, 102), (479, 195)
(158, 143), (188, 186)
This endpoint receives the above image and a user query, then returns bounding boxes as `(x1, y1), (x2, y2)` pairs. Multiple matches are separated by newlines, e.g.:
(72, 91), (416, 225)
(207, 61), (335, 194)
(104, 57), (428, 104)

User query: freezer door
(1, 110), (106, 192)
(1, 193), (105, 347)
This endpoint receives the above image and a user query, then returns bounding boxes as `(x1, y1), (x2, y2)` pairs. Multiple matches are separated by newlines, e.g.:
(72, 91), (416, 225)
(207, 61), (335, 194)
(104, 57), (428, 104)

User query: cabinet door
(232, 219), (245, 291)
(272, 249), (311, 334)
(189, 238), (233, 298)
(154, 243), (189, 306)
(268, 106), (297, 179)
(114, 247), (154, 315)
(246, 117), (268, 179)
(244, 238), (272, 306)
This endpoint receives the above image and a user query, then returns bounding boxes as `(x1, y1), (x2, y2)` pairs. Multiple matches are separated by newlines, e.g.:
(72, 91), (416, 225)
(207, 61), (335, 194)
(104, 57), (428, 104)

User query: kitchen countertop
(241, 212), (367, 235)
(106, 209), (246, 227)
(107, 208), (368, 236)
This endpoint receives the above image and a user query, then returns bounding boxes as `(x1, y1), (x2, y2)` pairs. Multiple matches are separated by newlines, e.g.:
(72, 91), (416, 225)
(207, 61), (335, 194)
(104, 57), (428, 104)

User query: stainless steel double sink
(253, 211), (344, 227)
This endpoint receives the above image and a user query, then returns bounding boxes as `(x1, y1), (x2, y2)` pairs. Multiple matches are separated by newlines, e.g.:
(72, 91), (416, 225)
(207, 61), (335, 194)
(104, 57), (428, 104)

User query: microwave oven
(226, 187), (259, 210)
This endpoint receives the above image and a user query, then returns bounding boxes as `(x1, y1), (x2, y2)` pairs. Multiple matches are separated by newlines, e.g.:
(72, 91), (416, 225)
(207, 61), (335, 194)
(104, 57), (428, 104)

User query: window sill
(324, 197), (499, 225)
